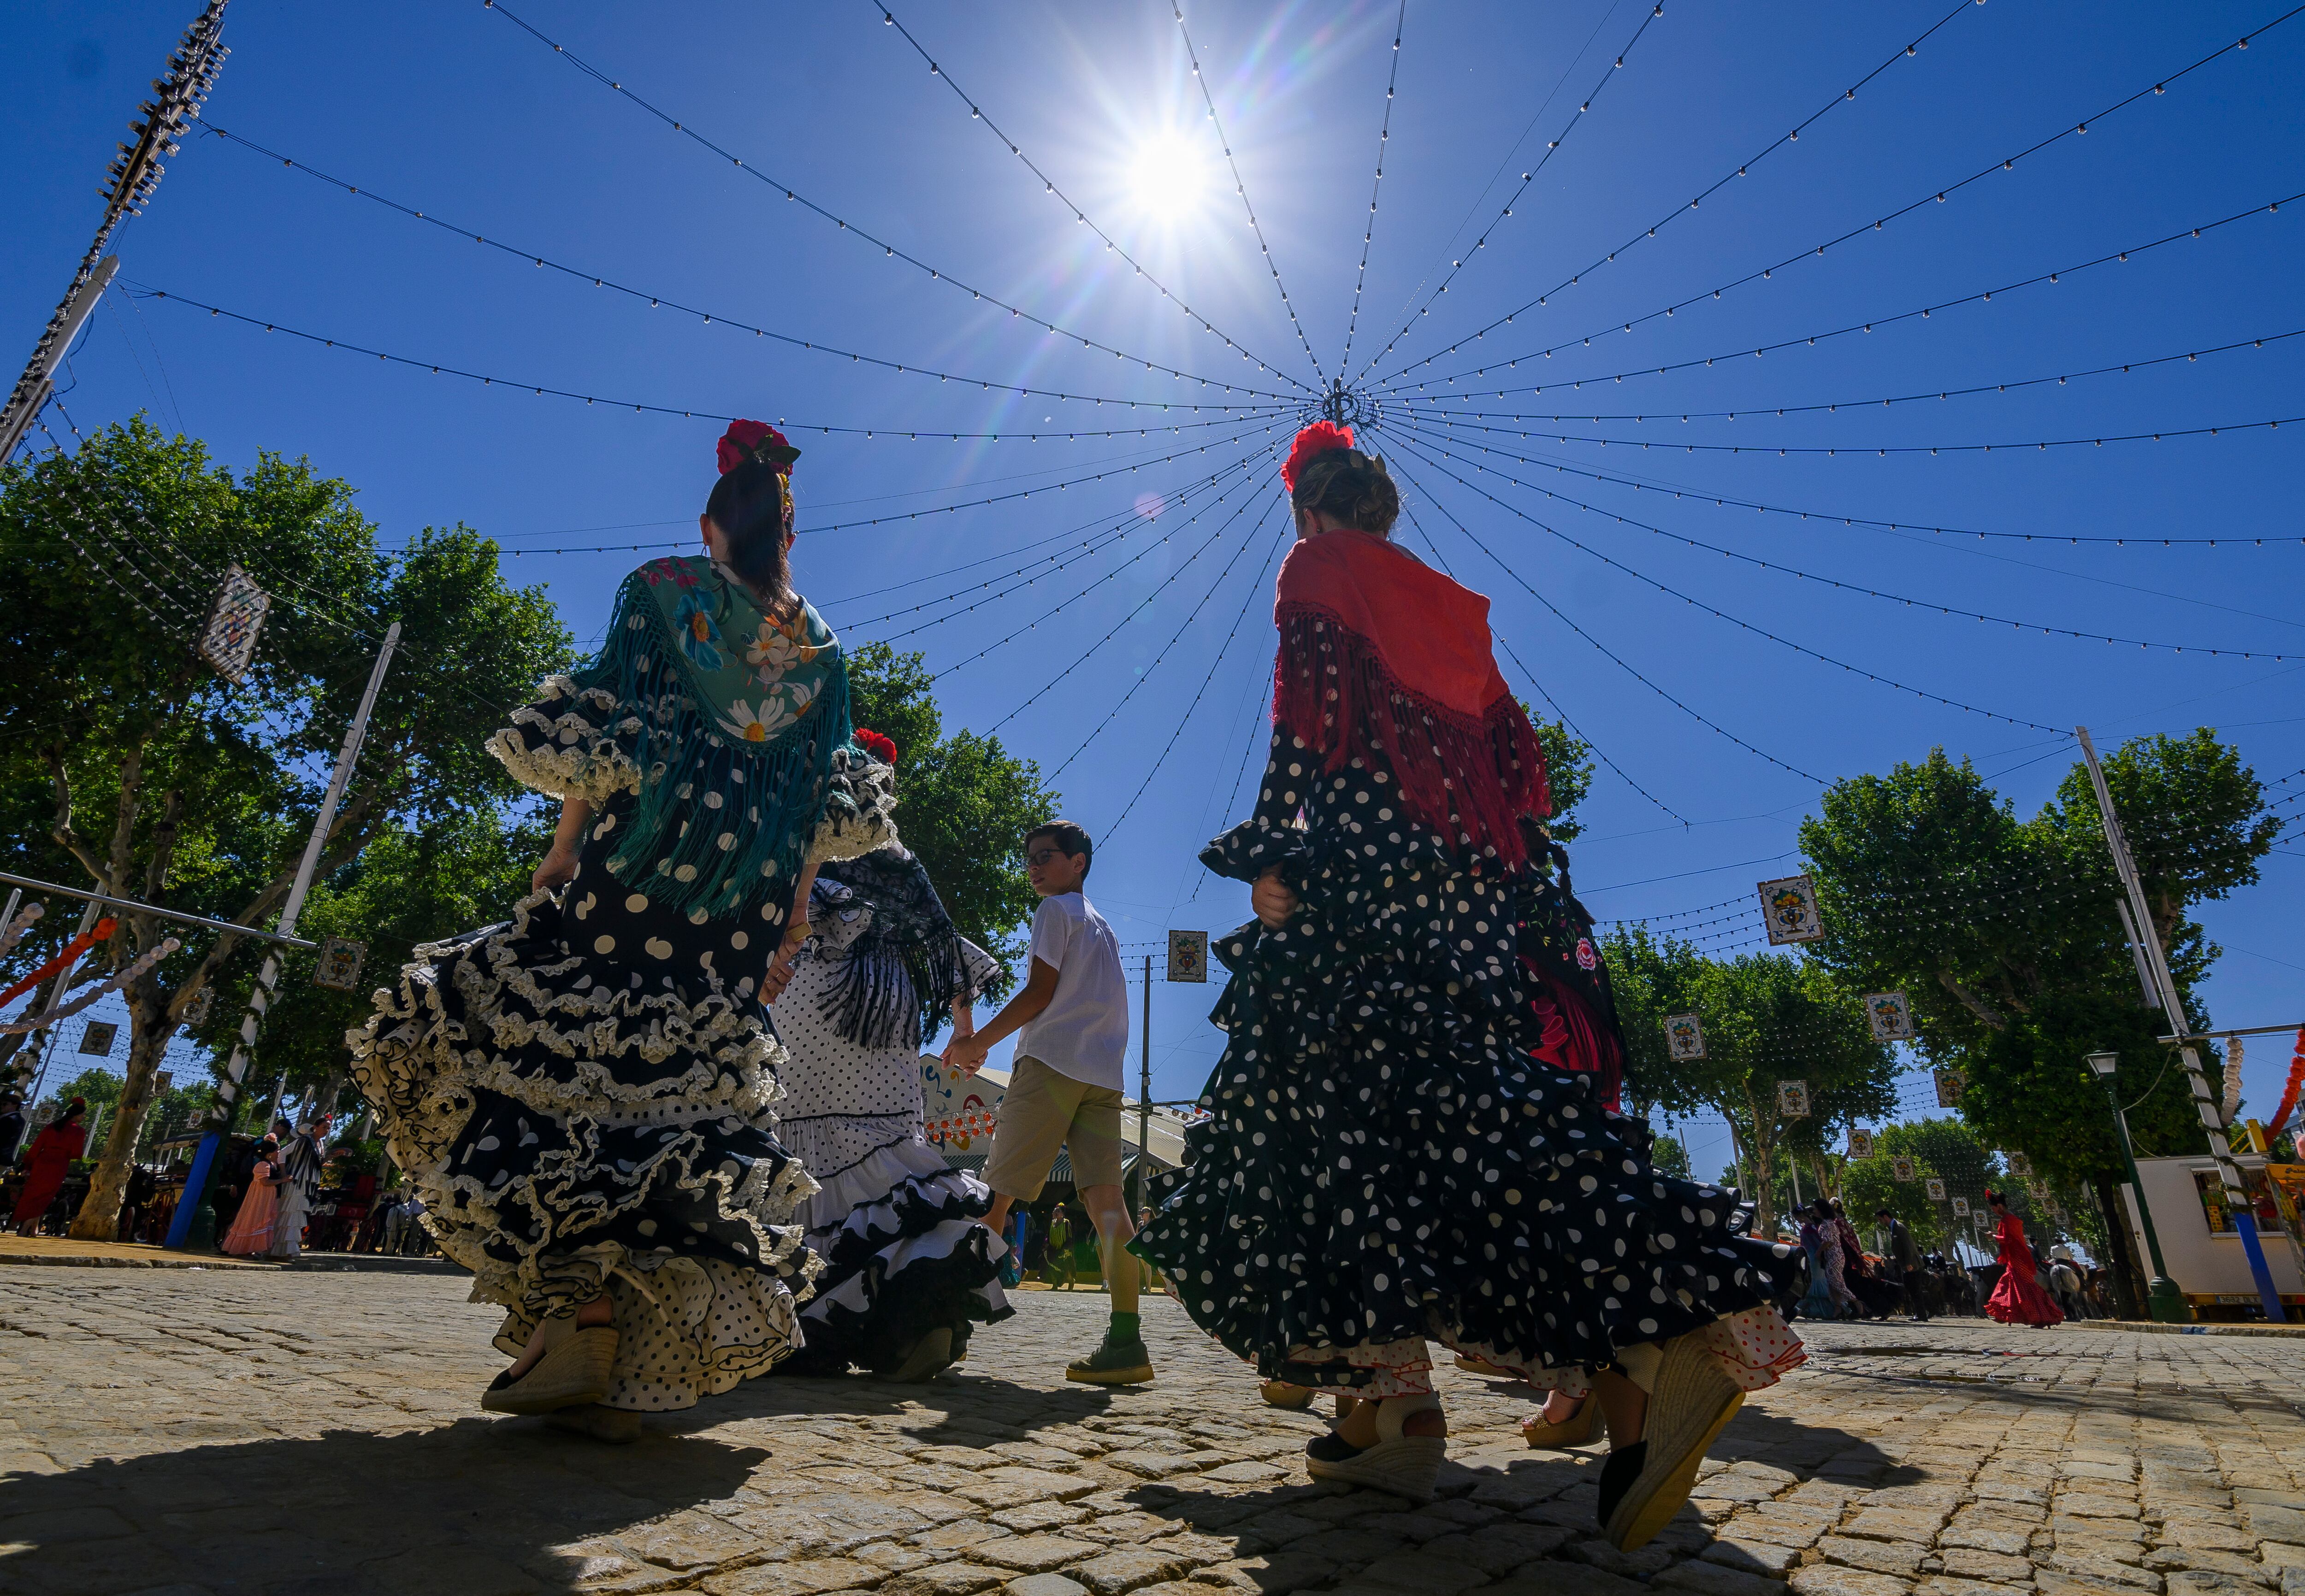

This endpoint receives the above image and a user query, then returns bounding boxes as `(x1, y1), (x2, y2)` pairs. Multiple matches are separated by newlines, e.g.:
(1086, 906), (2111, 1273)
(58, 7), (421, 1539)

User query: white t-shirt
(1016, 891), (1129, 1090)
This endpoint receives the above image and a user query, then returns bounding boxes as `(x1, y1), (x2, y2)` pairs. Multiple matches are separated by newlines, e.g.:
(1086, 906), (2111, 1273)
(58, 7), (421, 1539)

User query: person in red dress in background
(1983, 1190), (2064, 1327)
(10, 1098), (88, 1237)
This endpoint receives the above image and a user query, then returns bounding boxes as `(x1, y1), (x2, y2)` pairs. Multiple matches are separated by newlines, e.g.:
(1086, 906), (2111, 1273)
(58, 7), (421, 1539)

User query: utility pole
(2076, 725), (2287, 1323)
(0, 1), (229, 464)
(168, 622), (400, 1249)
(1135, 955), (1152, 1211)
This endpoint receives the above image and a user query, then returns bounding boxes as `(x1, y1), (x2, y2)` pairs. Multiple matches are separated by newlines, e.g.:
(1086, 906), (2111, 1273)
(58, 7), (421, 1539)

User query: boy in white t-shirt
(943, 820), (1146, 1383)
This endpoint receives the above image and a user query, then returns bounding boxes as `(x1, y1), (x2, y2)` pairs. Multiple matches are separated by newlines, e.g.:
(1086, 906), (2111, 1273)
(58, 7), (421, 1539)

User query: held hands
(1252, 868), (1300, 930)
(943, 1031), (991, 1078)
(531, 845), (580, 896)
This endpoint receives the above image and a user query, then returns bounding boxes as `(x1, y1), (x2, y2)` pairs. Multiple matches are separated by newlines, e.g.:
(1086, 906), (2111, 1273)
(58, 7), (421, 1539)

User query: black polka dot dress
(350, 672), (899, 1412)
(1134, 726), (1804, 1399)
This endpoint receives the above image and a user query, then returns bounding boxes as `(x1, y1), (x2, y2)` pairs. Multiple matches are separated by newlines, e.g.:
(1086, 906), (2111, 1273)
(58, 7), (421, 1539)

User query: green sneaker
(1066, 1337), (1154, 1386)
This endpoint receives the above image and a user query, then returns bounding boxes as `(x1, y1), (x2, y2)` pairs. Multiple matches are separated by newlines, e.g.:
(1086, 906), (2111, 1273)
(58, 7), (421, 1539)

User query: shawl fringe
(1273, 603), (1548, 869)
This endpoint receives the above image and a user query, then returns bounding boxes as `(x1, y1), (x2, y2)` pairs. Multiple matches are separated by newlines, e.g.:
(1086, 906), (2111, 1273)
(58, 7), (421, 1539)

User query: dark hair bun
(1291, 448), (1401, 537)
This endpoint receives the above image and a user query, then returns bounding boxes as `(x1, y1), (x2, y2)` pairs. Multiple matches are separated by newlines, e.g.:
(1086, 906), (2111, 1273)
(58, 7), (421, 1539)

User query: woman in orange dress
(220, 1135), (283, 1256)
(1982, 1190), (2063, 1327)
(9, 1098), (87, 1236)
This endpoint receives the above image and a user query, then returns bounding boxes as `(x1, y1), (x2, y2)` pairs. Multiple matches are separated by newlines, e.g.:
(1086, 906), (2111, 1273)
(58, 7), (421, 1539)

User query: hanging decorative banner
(1165, 928), (1208, 984)
(1891, 1155), (1918, 1183)
(1864, 991), (1917, 1043)
(2005, 1152), (2032, 1178)
(78, 1020), (118, 1056)
(1757, 874), (1825, 945)
(1974, 1210), (1997, 1233)
(198, 564), (272, 683)
(1925, 1177), (1949, 1201)
(1776, 1079), (1812, 1119)
(156, 1071), (173, 1093)
(179, 986), (213, 1028)
(1847, 1127), (1875, 1160)
(1933, 1067), (1966, 1108)
(312, 936), (368, 992)
(1664, 1013), (1707, 1061)
(1951, 1195), (1972, 1217)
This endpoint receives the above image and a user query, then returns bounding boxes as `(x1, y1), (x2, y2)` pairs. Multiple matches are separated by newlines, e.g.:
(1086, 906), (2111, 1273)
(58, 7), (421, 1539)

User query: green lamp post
(2088, 1050), (2192, 1324)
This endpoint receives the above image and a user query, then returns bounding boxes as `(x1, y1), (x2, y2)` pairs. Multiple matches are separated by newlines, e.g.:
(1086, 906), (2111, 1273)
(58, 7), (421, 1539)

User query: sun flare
(1125, 132), (1212, 222)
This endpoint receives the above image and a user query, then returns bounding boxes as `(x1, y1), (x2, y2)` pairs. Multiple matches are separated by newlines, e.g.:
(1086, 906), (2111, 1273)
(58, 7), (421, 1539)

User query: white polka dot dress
(1134, 725), (1805, 1396)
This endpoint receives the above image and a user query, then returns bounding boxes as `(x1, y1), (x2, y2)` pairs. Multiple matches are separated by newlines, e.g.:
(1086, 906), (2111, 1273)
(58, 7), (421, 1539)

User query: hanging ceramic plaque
(1890, 1155), (1918, 1183)
(1864, 990), (1916, 1042)
(312, 936), (368, 992)
(78, 1020), (118, 1056)
(1777, 1079), (1811, 1119)
(1165, 928), (1208, 984)
(2005, 1152), (2032, 1178)
(1757, 874), (1825, 945)
(198, 564), (272, 683)
(1925, 1177), (1948, 1201)
(1664, 1013), (1707, 1062)
(1847, 1127), (1875, 1160)
(1933, 1067), (1966, 1108)
(1951, 1196), (1972, 1217)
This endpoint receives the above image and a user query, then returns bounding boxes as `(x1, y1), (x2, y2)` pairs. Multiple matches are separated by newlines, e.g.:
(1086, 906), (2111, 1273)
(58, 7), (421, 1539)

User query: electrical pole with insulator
(0, 0), (230, 465)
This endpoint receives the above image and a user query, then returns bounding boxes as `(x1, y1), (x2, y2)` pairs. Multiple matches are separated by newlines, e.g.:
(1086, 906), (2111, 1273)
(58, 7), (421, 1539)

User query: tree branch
(45, 746), (109, 887)
(1937, 970), (2009, 1031)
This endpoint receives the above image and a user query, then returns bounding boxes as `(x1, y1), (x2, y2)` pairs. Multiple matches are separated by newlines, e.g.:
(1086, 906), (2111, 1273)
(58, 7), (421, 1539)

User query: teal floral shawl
(573, 554), (853, 918)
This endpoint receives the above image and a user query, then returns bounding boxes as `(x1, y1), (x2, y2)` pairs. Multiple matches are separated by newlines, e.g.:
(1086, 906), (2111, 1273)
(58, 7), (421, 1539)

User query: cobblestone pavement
(4, 1270), (2303, 1596)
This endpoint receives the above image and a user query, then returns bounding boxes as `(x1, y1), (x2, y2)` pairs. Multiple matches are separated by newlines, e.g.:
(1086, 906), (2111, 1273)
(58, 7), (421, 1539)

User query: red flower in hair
(853, 727), (899, 766)
(1281, 421), (1356, 491)
(717, 419), (799, 477)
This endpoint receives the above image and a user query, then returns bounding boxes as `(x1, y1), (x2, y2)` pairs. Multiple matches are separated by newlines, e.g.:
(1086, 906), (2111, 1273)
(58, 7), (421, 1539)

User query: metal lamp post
(2087, 1049), (2191, 1324)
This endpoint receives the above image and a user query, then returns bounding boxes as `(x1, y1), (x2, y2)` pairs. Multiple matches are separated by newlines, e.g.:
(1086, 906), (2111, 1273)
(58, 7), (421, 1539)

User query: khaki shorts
(984, 1055), (1124, 1201)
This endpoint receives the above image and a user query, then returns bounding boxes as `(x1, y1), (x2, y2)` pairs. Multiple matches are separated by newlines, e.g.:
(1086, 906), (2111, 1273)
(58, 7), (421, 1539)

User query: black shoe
(1596, 1442), (1647, 1528)
(1066, 1337), (1153, 1385)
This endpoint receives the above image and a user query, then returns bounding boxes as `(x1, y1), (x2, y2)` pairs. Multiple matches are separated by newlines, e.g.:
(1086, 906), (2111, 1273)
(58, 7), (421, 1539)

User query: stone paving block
(2036, 1574), (2163, 1596)
(975, 1537), (1105, 1574)
(706, 1561), (886, 1596)
(1788, 1567), (1917, 1596)
(1934, 1546), (2030, 1583)
(1937, 1523), (2032, 1557)
(620, 1510), (772, 1572)
(1653, 1559), (1787, 1596)
(993, 1502), (1092, 1535)
(1345, 1550), (1489, 1592)
(876, 1565), (1006, 1596)
(1842, 1509), (1950, 1543)
(1818, 1535), (1929, 1578)
(1070, 1547), (1194, 1595)
(1188, 1551), (1341, 1594)
(2263, 1544), (2305, 1571)
(1201, 1461), (1284, 1484)
(1419, 1521), (1574, 1574)
(2042, 1547), (2165, 1589)
(2164, 1574), (2264, 1595)
(360, 1546), (548, 1596)
(1480, 1565), (1649, 1596)
(2058, 1494), (2144, 1519)
(1008, 1578), (1091, 1596)
(536, 1539), (694, 1594)
(856, 1543), (941, 1574)
(1566, 1537), (1676, 1577)
(1702, 1536), (1804, 1574)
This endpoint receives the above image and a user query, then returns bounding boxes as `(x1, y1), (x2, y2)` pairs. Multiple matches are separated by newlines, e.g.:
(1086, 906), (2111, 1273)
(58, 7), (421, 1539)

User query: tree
(846, 641), (1059, 985)
(1529, 715), (1595, 844)
(0, 420), (571, 1241)
(1796, 735), (2274, 1307)
(1606, 929), (1897, 1237)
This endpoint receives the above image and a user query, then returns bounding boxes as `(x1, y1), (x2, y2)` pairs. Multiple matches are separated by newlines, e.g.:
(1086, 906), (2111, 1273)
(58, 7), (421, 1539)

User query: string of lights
(1170, 3), (1329, 384)
(1103, 503), (1291, 835)
(1397, 495), (1692, 825)
(1386, 395), (2301, 462)
(1053, 497), (1286, 781)
(866, 3), (1306, 389)
(984, 467), (1282, 721)
(1185, 685), (1283, 904)
(1350, 1), (1667, 383)
(1334, 1), (1408, 376)
(1387, 419), (2295, 660)
(482, 0), (1317, 392)
(1395, 327), (2305, 428)
(132, 284), (1294, 445)
(1382, 425), (2069, 735)
(1380, 185), (2305, 398)
(198, 125), (1295, 413)
(1372, 8), (2304, 385)
(870, 448), (1269, 648)
(1376, 436), (1826, 782)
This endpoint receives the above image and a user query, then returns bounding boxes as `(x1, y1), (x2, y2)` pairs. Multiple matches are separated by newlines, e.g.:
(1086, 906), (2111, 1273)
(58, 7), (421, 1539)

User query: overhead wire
(482, 0), (1311, 393)
(1373, 6), (2305, 385)
(1170, 3), (1327, 384)
(1335, 0), (1407, 374)
(864, 1), (1307, 387)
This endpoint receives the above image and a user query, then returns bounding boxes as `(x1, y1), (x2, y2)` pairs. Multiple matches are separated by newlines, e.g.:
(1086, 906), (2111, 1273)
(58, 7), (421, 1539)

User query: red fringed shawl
(1271, 531), (1549, 869)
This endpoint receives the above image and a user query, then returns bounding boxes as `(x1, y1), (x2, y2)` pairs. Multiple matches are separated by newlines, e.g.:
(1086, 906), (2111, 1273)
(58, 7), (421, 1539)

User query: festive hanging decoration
(312, 936), (369, 992)
(1166, 929), (1209, 984)
(1864, 990), (1917, 1043)
(178, 986), (213, 1029)
(1951, 1195), (1972, 1217)
(1665, 1013), (1707, 1061)
(78, 1021), (118, 1056)
(2264, 1029), (2305, 1142)
(2005, 1152), (2033, 1178)
(0, 901), (43, 962)
(2221, 1035), (2246, 1128)
(1925, 1178), (1949, 1201)
(920, 1053), (1005, 1150)
(198, 565), (271, 683)
(1891, 1155), (1918, 1183)
(0, 935), (181, 1035)
(1758, 874), (1825, 945)
(1848, 1127), (1875, 1160)
(1933, 1067), (1967, 1109)
(1777, 1080), (1812, 1119)
(0, 917), (116, 1009)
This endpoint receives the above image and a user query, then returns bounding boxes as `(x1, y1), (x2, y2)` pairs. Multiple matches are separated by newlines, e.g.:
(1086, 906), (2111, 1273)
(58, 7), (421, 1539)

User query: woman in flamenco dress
(349, 420), (897, 1443)
(768, 732), (1013, 1382)
(1134, 424), (1805, 1550)
(9, 1097), (87, 1236)
(1982, 1190), (2063, 1326)
(219, 1132), (282, 1257)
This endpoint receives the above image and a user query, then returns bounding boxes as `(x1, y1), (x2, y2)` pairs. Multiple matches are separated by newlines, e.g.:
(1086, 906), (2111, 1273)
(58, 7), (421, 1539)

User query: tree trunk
(66, 978), (169, 1242)
(2089, 1169), (2147, 1320)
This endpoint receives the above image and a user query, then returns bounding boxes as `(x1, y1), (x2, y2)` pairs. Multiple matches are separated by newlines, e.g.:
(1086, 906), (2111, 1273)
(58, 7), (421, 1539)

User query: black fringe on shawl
(813, 849), (975, 1051)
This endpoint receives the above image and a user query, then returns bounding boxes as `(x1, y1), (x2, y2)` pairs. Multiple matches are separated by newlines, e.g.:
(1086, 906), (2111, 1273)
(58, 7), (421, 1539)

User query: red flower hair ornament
(1280, 421), (1356, 491)
(717, 418), (802, 477)
(852, 727), (899, 766)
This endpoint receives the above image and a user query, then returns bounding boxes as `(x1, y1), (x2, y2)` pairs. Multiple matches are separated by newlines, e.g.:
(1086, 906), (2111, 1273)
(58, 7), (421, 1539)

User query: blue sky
(6, 1), (2300, 1182)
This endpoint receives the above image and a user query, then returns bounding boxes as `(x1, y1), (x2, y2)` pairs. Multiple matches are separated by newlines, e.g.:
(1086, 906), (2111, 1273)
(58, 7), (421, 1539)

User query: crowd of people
(1784, 1194), (2105, 1324)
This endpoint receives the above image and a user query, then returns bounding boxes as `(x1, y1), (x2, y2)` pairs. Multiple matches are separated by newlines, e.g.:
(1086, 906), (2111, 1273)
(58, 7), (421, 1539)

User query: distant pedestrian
(945, 819), (1146, 1385)
(221, 1135), (283, 1257)
(380, 1190), (413, 1255)
(11, 1098), (86, 1237)
(1876, 1208), (1929, 1321)
(270, 1117), (327, 1261)
(0, 1093), (24, 1167)
(1983, 1192), (2063, 1327)
(1044, 1206), (1076, 1290)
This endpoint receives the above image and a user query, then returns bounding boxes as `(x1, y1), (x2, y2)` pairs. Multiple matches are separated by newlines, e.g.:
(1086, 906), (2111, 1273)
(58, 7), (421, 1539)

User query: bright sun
(1126, 133), (1212, 222)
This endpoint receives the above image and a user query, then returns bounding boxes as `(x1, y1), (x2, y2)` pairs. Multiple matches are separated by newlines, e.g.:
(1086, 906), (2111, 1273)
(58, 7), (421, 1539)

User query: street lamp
(2087, 1049), (2191, 1324)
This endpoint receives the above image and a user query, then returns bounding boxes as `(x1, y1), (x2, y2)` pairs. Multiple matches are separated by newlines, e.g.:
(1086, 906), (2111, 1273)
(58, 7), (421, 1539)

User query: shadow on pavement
(647, 1366), (1121, 1444)
(0, 1417), (762, 1596)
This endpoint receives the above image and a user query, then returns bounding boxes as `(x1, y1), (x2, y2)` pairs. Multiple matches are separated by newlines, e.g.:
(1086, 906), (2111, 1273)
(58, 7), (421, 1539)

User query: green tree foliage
(0, 420), (571, 1239)
(1796, 736), (2274, 1193)
(1606, 929), (1897, 1237)
(845, 641), (1059, 984)
(1838, 1119), (2059, 1258)
(1528, 715), (1595, 844)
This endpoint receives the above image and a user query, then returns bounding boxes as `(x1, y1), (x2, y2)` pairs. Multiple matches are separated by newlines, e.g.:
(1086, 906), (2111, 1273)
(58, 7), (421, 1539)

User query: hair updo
(705, 458), (796, 611)
(1291, 447), (1401, 538)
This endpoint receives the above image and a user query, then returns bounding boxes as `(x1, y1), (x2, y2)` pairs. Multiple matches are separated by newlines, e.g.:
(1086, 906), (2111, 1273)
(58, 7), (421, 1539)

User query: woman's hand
(531, 845), (580, 895)
(759, 917), (810, 1004)
(943, 1032), (991, 1078)
(1252, 868), (1300, 929)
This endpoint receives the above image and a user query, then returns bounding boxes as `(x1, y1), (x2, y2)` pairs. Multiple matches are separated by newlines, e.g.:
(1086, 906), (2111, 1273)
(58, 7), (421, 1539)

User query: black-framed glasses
(1026, 847), (1066, 866)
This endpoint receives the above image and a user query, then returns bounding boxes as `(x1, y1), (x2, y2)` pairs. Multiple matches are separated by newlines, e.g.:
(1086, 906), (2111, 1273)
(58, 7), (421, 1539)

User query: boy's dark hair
(1025, 820), (1093, 876)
